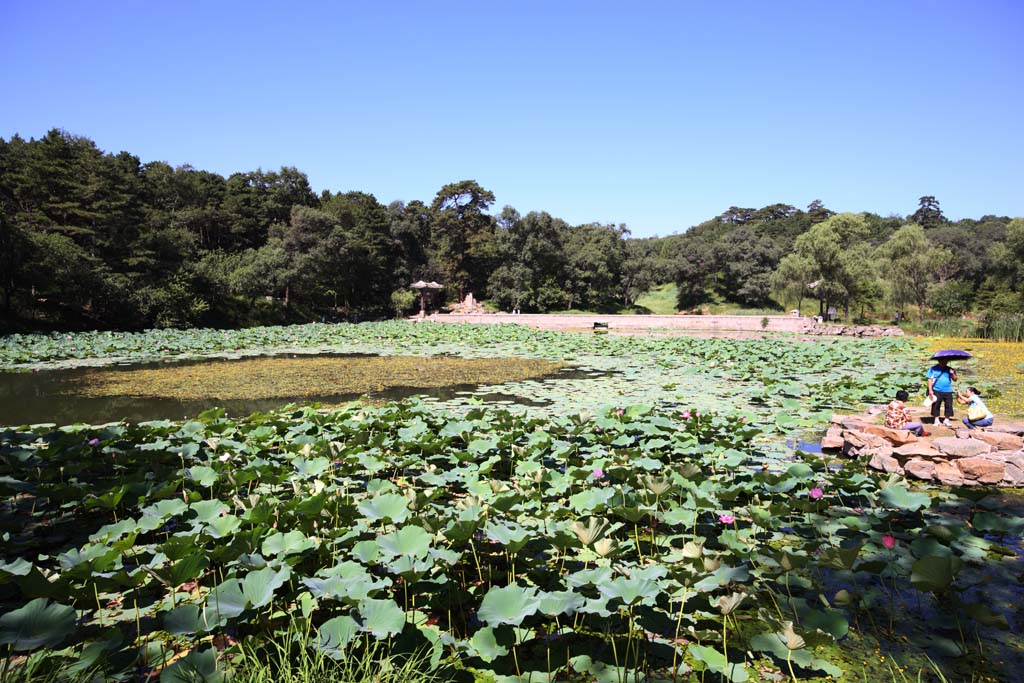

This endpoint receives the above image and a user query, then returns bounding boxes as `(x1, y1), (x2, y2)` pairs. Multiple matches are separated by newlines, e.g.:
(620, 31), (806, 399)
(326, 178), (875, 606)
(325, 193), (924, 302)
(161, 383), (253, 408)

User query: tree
(487, 209), (568, 312)
(928, 280), (974, 317)
(789, 213), (871, 318)
(672, 238), (713, 310)
(711, 228), (781, 307)
(877, 223), (954, 320)
(430, 180), (497, 299)
(771, 253), (814, 312)
(563, 224), (628, 311)
(806, 200), (834, 224)
(910, 196), (945, 229)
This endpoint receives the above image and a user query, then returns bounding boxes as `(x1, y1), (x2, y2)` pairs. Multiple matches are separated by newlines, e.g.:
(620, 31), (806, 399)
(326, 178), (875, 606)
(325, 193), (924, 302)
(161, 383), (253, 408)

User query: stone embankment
(823, 410), (1024, 487)
(429, 313), (904, 336)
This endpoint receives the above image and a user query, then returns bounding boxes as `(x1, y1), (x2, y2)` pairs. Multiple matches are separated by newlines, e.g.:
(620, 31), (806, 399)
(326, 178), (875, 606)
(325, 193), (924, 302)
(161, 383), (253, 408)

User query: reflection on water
(0, 356), (608, 426)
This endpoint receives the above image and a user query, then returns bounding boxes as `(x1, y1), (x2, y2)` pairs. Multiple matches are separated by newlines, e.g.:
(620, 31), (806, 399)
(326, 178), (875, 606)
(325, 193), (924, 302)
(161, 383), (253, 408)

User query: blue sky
(2, 1), (1021, 237)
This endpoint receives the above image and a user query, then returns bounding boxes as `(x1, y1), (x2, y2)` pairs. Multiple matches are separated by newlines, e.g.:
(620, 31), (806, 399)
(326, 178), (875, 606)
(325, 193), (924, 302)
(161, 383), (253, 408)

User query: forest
(1, 129), (1022, 331)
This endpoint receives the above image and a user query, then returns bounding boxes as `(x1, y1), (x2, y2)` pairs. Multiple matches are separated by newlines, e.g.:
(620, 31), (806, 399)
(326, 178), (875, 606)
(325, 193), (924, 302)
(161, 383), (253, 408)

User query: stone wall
(825, 413), (1024, 487)
(429, 313), (903, 335)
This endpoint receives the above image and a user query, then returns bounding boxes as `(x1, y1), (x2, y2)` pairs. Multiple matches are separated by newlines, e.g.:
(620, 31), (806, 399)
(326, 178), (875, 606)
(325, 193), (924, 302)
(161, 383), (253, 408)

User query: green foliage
(927, 279), (975, 317)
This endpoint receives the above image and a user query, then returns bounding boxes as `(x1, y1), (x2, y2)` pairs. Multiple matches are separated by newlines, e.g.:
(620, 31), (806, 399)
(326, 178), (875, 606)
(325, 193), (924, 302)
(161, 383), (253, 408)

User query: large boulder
(931, 437), (994, 459)
(868, 451), (903, 475)
(957, 457), (1005, 485)
(970, 431), (1024, 451)
(831, 414), (870, 431)
(988, 422), (1024, 436)
(843, 430), (890, 457)
(861, 424), (919, 445)
(1003, 463), (1024, 487)
(821, 434), (845, 450)
(933, 462), (965, 487)
(893, 442), (943, 459)
(904, 458), (937, 481)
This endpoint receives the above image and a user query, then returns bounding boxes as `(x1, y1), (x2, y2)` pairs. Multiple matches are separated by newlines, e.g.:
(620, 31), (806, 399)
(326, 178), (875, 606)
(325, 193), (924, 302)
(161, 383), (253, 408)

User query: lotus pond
(0, 322), (1022, 683)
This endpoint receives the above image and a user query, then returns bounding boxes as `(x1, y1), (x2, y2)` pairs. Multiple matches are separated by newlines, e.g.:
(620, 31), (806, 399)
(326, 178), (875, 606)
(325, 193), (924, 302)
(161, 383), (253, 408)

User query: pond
(0, 353), (596, 425)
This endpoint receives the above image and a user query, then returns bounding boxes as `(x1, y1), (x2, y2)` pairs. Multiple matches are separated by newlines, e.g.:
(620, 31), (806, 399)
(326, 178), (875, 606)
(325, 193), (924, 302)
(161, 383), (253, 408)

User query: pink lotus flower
(88, 438), (100, 446)
(882, 534), (896, 549)
(615, 409), (624, 416)
(680, 410), (691, 419)
(718, 513), (735, 525)
(809, 487), (824, 500)
(592, 468), (605, 480)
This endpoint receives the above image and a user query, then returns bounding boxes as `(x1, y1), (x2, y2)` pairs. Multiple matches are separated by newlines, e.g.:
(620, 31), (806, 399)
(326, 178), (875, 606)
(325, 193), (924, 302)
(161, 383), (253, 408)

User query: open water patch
(0, 354), (593, 425)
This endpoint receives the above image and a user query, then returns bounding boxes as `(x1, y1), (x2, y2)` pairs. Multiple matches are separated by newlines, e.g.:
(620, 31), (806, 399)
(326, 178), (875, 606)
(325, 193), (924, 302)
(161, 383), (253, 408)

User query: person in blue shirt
(957, 387), (994, 429)
(927, 358), (958, 426)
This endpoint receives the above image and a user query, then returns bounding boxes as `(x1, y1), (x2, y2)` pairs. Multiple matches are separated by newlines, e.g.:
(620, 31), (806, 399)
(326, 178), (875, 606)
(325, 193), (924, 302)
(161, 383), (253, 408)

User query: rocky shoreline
(823, 407), (1024, 487)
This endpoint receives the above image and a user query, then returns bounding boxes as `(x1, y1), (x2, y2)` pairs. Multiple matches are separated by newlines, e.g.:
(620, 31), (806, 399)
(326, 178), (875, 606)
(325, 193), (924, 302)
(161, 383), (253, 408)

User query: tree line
(1, 129), (1021, 331)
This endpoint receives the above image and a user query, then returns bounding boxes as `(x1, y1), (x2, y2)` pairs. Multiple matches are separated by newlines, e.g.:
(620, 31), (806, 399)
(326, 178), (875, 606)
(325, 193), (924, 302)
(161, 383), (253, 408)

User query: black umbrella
(930, 349), (973, 361)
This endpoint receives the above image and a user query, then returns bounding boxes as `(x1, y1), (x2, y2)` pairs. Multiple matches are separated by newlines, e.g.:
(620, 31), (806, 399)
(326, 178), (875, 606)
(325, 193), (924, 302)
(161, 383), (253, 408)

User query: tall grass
(907, 314), (1024, 342)
(230, 620), (446, 683)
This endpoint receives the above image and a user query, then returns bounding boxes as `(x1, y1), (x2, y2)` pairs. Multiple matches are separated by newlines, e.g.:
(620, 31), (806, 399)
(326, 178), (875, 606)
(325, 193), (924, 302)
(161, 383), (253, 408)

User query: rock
(988, 422), (1024, 436)
(865, 406), (884, 416)
(970, 431), (1024, 451)
(843, 430), (890, 457)
(893, 442), (943, 459)
(931, 437), (994, 459)
(957, 457), (1005, 485)
(826, 426), (843, 438)
(868, 451), (904, 475)
(990, 451), (1024, 470)
(904, 458), (936, 480)
(862, 424), (919, 445)
(1003, 463), (1024, 487)
(933, 462), (965, 486)
(832, 415), (869, 431)
(821, 435), (845, 450)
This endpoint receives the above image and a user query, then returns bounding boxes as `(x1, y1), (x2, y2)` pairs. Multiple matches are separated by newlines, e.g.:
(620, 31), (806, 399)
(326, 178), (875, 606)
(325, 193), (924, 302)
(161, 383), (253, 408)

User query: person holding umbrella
(927, 350), (971, 426)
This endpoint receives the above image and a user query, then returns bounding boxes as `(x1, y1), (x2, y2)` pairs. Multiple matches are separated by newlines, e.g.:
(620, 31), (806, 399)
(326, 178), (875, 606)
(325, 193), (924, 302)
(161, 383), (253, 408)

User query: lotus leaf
(358, 493), (411, 523)
(201, 579), (248, 626)
(159, 647), (223, 683)
(315, 615), (360, 656)
(477, 585), (540, 626)
(357, 597), (406, 638)
(262, 530), (317, 557)
(687, 644), (748, 682)
(880, 485), (932, 512)
(911, 555), (963, 592)
(242, 566), (292, 608)
(378, 525), (432, 558)
(0, 598), (76, 651)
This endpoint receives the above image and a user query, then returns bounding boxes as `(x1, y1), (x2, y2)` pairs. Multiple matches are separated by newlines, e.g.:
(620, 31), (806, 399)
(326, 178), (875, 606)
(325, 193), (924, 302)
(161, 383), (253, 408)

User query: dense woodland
(1, 129), (1022, 331)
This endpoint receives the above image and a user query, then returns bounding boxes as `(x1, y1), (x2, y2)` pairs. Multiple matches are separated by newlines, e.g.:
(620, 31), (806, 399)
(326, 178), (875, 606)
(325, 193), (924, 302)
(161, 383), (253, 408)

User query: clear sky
(2, 1), (1021, 237)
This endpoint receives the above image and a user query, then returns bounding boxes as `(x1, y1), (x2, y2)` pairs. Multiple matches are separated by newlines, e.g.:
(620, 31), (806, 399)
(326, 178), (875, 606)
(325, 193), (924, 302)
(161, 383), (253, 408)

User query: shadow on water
(0, 357), (614, 425)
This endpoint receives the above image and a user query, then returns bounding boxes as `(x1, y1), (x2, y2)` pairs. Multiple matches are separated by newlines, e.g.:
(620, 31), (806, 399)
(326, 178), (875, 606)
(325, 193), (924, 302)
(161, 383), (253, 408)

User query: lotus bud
(703, 556), (721, 572)
(571, 517), (609, 545)
(300, 443), (313, 457)
(782, 621), (805, 650)
(404, 488), (420, 510)
(533, 470), (544, 483)
(833, 589), (852, 606)
(594, 538), (616, 557)
(206, 437), (221, 451)
(715, 592), (747, 616)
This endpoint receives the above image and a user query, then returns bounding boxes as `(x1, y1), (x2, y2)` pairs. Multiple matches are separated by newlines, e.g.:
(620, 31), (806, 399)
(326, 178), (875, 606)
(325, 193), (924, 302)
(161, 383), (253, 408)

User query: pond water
(0, 354), (604, 426)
